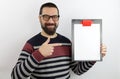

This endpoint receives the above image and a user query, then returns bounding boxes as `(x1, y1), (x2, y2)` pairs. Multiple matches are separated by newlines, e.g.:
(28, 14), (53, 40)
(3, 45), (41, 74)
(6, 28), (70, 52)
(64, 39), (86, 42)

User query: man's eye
(44, 15), (49, 18)
(53, 16), (58, 18)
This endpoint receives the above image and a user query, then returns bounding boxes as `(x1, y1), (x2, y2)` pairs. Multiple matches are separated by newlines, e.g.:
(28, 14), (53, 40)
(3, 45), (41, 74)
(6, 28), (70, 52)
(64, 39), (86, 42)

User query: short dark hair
(39, 2), (59, 15)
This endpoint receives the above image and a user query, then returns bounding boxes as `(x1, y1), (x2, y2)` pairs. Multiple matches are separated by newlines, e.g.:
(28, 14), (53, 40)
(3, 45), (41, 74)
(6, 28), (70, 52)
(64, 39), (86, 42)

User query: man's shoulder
(26, 33), (42, 45)
(57, 33), (71, 43)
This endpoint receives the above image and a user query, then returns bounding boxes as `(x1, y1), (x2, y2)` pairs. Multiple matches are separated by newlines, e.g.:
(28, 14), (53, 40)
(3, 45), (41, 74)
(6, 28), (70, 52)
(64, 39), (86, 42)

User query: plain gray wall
(0, 0), (120, 79)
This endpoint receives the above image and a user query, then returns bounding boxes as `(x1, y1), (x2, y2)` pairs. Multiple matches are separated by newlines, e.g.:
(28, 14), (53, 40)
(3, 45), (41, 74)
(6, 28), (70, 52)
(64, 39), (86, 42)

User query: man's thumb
(44, 37), (50, 44)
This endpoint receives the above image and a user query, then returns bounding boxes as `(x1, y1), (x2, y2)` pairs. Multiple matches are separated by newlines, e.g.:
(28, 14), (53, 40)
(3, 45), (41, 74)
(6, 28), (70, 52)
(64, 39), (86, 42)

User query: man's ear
(38, 16), (41, 21)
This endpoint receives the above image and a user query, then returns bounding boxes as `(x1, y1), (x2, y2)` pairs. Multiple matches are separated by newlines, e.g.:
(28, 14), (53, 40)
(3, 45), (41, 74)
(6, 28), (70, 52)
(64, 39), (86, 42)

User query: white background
(0, 0), (120, 79)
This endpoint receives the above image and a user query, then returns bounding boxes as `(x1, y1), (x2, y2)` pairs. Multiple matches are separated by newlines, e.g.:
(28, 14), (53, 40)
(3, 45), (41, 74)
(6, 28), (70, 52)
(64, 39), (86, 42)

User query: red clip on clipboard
(81, 20), (93, 26)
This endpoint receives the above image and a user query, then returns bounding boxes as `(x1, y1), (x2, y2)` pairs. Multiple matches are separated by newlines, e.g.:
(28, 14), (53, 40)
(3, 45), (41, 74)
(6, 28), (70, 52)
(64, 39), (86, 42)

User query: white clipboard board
(72, 19), (102, 61)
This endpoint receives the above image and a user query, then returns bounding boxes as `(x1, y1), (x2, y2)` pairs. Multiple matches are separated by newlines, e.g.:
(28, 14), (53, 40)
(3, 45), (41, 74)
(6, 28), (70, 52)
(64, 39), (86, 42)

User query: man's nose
(48, 17), (54, 23)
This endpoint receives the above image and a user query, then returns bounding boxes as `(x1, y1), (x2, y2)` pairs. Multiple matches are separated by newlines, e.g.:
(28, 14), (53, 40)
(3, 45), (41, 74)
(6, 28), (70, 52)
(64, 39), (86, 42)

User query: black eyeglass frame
(40, 14), (60, 21)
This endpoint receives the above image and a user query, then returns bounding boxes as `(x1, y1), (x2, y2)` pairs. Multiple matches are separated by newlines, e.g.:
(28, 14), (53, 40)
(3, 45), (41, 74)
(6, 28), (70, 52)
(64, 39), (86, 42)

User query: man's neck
(41, 31), (57, 38)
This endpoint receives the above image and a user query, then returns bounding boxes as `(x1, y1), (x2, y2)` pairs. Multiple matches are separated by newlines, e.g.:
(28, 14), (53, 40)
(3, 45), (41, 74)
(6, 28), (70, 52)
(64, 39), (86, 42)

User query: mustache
(45, 23), (56, 26)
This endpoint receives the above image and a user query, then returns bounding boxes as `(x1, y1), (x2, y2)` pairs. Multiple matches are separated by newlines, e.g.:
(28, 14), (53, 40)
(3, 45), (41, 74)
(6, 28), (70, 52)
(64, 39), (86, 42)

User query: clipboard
(72, 19), (102, 61)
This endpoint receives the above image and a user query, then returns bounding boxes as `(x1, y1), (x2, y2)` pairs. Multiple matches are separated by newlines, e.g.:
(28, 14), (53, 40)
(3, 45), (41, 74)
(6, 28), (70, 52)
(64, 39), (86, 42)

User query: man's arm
(70, 61), (96, 75)
(11, 38), (62, 79)
(11, 42), (44, 79)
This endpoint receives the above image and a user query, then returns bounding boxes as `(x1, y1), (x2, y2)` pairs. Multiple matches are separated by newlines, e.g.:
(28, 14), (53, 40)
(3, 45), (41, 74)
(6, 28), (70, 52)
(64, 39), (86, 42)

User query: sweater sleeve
(70, 61), (96, 75)
(11, 42), (44, 79)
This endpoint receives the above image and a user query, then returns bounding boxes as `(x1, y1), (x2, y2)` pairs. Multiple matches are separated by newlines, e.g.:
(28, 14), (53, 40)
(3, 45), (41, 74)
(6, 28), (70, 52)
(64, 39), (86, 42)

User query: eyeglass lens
(41, 15), (59, 21)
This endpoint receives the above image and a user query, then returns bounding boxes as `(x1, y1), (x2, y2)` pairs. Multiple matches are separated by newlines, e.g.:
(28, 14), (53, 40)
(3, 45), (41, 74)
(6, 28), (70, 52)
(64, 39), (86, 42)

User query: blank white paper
(74, 24), (101, 61)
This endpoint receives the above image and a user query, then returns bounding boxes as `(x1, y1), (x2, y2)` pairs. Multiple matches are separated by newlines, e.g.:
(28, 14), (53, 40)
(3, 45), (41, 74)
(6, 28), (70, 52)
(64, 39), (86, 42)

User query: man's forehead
(42, 7), (58, 15)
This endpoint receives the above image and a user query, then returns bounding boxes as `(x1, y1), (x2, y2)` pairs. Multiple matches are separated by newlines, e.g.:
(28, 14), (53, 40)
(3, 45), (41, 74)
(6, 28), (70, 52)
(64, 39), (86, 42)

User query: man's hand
(39, 37), (62, 57)
(101, 44), (107, 57)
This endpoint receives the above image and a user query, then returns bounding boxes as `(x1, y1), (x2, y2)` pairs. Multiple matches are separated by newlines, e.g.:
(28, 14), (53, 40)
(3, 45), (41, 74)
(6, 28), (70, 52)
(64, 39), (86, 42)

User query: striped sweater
(11, 33), (95, 79)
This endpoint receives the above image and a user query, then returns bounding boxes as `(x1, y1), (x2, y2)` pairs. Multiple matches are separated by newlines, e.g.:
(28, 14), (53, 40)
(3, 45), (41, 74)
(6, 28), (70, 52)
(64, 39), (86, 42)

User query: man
(11, 2), (106, 79)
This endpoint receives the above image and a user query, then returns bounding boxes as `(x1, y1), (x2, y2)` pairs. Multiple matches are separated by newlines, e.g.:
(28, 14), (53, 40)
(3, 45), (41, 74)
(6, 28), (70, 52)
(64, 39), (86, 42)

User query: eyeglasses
(40, 14), (60, 21)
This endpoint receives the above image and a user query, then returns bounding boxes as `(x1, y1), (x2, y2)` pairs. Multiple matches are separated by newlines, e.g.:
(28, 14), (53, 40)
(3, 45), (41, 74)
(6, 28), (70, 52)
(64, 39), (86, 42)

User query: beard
(41, 23), (58, 35)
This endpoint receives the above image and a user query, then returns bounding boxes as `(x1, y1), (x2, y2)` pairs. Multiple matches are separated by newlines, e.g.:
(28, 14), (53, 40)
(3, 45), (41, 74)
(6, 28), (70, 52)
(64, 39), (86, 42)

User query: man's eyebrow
(41, 14), (59, 15)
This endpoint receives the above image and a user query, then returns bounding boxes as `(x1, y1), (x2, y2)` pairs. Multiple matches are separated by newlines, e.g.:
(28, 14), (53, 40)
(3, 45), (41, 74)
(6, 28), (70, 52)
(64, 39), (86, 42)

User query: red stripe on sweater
(22, 43), (34, 54)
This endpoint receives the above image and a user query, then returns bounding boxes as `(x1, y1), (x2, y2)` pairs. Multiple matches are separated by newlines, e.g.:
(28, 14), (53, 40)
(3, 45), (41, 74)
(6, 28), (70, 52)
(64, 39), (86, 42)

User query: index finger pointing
(49, 43), (62, 47)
